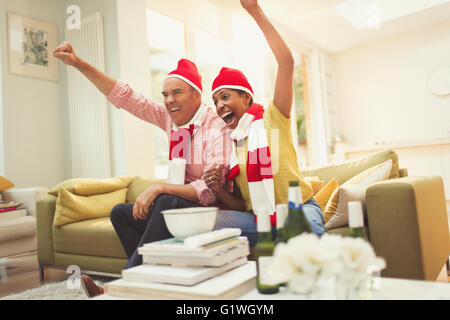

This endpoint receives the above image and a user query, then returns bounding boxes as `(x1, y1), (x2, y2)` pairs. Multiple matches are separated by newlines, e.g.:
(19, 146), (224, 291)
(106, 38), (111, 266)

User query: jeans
(215, 197), (325, 246)
(110, 194), (198, 269)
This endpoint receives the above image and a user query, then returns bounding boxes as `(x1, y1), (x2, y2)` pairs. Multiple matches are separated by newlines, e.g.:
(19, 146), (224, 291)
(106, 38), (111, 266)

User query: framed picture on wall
(7, 12), (59, 82)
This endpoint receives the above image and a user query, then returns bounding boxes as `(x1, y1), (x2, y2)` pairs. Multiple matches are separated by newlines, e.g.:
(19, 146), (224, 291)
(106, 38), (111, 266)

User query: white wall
(0, 0), (65, 188)
(334, 18), (450, 147)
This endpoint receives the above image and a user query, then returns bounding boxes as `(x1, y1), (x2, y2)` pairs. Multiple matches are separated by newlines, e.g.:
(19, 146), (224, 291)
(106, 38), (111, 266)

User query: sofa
(36, 149), (450, 281)
(0, 187), (49, 258)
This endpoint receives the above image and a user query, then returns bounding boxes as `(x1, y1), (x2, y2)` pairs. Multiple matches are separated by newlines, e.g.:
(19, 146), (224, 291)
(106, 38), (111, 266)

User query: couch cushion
(53, 217), (127, 259)
(53, 188), (127, 228)
(126, 177), (166, 203)
(0, 216), (36, 242)
(302, 149), (399, 185)
(313, 178), (339, 212)
(323, 159), (392, 225)
(49, 176), (134, 196)
(305, 177), (324, 196)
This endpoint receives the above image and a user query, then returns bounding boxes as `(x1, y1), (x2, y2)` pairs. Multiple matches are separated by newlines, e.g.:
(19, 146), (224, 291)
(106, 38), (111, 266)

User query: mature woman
(206, 0), (325, 245)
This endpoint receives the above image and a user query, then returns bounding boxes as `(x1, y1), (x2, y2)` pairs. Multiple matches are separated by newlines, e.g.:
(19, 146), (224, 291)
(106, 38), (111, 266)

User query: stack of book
(104, 228), (256, 300)
(0, 201), (26, 220)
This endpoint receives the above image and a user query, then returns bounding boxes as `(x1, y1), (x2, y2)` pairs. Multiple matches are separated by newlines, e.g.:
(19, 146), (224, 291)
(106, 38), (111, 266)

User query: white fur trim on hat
(211, 85), (254, 98)
(164, 74), (202, 95)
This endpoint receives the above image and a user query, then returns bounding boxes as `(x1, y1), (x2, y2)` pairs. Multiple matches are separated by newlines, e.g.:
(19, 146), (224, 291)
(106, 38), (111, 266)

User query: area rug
(0, 276), (114, 300)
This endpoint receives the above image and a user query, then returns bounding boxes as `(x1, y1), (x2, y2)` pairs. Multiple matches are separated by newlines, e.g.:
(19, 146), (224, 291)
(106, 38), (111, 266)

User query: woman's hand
(204, 164), (225, 193)
(133, 183), (166, 220)
(240, 0), (259, 12)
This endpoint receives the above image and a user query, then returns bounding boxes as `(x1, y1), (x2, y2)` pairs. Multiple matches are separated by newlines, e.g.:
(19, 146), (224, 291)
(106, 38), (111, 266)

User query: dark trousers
(110, 194), (197, 269)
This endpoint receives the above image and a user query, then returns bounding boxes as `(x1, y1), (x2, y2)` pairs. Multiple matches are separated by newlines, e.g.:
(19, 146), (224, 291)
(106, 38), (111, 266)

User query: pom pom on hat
(211, 67), (254, 98)
(164, 59), (202, 94)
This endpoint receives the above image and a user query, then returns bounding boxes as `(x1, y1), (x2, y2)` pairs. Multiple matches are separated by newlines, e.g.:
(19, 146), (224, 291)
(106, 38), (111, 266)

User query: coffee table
(94, 277), (450, 300)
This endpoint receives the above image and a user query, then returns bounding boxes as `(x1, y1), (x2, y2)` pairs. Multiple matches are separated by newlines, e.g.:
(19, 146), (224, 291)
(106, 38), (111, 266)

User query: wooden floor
(0, 251), (448, 299)
(0, 252), (69, 298)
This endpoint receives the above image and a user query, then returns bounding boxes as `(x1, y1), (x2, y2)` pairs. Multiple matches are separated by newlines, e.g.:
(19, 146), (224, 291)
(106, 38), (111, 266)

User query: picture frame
(7, 11), (59, 82)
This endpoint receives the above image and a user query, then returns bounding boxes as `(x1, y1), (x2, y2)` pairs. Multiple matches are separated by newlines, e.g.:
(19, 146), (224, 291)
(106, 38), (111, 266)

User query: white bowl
(161, 207), (218, 240)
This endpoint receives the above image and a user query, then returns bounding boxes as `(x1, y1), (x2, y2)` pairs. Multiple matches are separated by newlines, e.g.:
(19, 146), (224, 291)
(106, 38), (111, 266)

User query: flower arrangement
(267, 233), (386, 296)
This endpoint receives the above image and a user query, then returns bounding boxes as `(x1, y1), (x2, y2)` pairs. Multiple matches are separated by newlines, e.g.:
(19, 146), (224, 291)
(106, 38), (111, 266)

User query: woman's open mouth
(221, 111), (235, 125)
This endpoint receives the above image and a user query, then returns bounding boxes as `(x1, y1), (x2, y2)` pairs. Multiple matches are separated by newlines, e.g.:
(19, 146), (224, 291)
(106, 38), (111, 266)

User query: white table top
(94, 277), (450, 300)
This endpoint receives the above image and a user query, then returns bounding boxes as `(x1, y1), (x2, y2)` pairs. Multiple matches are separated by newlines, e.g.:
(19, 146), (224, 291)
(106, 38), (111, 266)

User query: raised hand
(53, 41), (80, 67)
(240, 0), (259, 11)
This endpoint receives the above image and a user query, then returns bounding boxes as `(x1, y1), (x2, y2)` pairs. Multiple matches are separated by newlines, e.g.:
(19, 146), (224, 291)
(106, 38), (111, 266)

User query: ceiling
(203, 0), (450, 53)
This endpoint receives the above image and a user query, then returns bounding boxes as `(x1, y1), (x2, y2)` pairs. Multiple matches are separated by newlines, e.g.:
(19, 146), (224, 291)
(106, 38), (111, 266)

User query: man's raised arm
(54, 41), (116, 96)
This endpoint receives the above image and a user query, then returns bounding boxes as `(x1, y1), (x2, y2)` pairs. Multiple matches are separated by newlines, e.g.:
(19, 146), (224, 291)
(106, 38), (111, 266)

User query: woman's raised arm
(241, 0), (294, 118)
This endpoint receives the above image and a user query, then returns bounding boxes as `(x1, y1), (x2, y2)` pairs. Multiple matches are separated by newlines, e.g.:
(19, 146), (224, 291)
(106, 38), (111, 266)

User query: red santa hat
(211, 67), (254, 98)
(164, 59), (203, 94)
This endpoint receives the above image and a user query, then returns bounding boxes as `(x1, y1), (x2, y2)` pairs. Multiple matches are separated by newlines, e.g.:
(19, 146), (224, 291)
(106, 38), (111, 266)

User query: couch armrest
(36, 194), (57, 266)
(3, 187), (49, 217)
(366, 176), (450, 281)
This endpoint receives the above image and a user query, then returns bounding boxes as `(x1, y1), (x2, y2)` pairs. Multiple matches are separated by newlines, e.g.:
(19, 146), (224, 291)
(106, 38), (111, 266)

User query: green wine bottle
(283, 181), (312, 240)
(275, 204), (288, 244)
(275, 204), (288, 287)
(255, 213), (279, 294)
(348, 201), (365, 238)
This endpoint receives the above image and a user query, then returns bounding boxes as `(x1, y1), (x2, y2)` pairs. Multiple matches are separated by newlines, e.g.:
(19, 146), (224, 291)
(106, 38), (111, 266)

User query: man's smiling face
(162, 78), (201, 126)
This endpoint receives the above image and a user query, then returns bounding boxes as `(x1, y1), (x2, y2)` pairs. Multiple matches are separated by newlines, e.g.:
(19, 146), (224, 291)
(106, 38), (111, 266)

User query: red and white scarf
(169, 105), (208, 161)
(226, 104), (276, 225)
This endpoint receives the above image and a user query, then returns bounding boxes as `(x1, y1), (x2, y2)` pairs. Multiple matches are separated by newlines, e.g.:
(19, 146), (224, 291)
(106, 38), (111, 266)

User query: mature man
(53, 42), (231, 296)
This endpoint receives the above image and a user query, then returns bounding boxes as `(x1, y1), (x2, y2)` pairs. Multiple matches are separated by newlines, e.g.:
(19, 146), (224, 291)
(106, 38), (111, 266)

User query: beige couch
(36, 150), (450, 281)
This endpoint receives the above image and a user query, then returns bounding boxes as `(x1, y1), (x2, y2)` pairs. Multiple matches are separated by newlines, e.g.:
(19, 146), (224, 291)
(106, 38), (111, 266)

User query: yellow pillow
(0, 176), (14, 192)
(49, 176), (134, 196)
(305, 177), (325, 196)
(323, 159), (392, 224)
(53, 187), (127, 228)
(313, 178), (338, 212)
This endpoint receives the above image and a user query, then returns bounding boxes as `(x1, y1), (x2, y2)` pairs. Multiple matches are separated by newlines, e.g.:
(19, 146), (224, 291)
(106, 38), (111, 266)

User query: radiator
(66, 13), (111, 179)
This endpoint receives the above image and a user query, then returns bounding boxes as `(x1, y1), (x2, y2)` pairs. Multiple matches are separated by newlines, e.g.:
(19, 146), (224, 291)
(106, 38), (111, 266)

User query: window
(146, 10), (186, 178)
(293, 52), (312, 167)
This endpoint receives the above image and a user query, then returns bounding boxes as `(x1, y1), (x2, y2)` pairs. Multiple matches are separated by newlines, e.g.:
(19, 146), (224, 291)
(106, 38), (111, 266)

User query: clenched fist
(240, 0), (259, 11)
(53, 41), (80, 67)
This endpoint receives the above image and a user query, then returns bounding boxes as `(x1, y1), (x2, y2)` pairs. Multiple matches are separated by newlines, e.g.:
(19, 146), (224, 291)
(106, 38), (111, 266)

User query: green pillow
(49, 176), (135, 196)
(53, 188), (127, 228)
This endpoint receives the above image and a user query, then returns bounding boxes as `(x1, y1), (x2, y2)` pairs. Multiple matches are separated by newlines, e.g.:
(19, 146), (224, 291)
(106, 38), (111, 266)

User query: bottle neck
(288, 186), (303, 208)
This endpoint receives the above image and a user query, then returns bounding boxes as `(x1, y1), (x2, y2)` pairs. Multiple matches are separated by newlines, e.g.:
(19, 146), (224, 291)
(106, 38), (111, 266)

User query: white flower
(288, 272), (316, 294)
(266, 243), (295, 283)
(264, 232), (386, 294)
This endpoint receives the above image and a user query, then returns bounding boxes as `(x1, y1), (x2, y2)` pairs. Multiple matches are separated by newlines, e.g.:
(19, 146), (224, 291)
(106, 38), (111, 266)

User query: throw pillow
(53, 187), (127, 228)
(313, 178), (339, 212)
(323, 159), (392, 225)
(0, 176), (14, 192)
(305, 177), (325, 196)
(324, 184), (366, 231)
(49, 176), (134, 196)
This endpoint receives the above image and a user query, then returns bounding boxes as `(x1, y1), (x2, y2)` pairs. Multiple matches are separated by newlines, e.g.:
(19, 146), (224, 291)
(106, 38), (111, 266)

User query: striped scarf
(226, 104), (276, 226)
